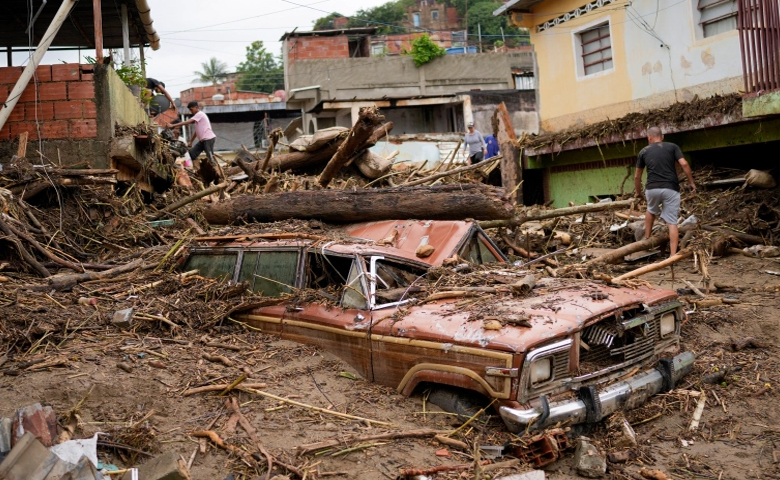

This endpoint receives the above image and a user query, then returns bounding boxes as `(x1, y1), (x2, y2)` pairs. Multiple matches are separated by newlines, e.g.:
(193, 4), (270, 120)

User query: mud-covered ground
(2, 254), (779, 480)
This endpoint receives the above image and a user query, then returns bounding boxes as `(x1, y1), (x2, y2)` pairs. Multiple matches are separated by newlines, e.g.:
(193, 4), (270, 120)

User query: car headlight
(530, 358), (552, 384)
(660, 313), (676, 337)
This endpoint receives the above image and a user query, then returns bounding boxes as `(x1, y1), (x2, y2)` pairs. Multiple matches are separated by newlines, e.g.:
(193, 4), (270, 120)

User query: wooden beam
(93, 0), (104, 62)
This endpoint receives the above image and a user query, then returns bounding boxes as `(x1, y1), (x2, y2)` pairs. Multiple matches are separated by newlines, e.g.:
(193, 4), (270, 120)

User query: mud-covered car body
(184, 220), (693, 432)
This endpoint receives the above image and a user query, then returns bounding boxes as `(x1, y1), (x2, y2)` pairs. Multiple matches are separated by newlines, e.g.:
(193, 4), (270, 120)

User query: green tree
(313, 12), (344, 30)
(347, 2), (407, 34)
(193, 57), (228, 85)
(405, 34), (446, 66)
(236, 41), (283, 93)
(464, 1), (529, 47)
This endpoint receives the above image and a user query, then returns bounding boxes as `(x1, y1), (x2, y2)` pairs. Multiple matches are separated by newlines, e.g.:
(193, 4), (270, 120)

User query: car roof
(341, 220), (478, 267)
(192, 220), (496, 268)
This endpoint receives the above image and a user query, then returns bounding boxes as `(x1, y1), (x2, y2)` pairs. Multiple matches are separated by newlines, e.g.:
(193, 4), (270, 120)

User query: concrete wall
(287, 52), (532, 99)
(511, 0), (742, 132)
(545, 158), (645, 207)
(211, 122), (256, 151)
(468, 90), (539, 135)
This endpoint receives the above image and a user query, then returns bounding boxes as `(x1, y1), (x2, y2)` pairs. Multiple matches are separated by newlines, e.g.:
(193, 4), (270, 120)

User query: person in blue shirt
(485, 135), (500, 159)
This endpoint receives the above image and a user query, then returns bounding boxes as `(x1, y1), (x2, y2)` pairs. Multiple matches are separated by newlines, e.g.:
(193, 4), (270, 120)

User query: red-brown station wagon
(185, 220), (693, 433)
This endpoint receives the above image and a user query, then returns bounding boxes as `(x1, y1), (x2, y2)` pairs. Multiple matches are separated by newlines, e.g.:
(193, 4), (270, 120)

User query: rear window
(185, 253), (237, 280)
(459, 233), (501, 265)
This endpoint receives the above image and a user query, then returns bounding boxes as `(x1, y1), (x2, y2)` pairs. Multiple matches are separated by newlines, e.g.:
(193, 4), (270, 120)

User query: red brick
(12, 404), (57, 447)
(26, 102), (55, 121)
(35, 65), (52, 82)
(70, 119), (97, 138)
(0, 66), (23, 85)
(82, 100), (96, 119)
(0, 124), (10, 140)
(51, 63), (80, 81)
(54, 101), (83, 119)
(68, 81), (95, 100)
(0, 84), (8, 103)
(9, 122), (38, 139)
(8, 103), (25, 122)
(38, 82), (67, 101)
(19, 85), (37, 103)
(41, 120), (69, 139)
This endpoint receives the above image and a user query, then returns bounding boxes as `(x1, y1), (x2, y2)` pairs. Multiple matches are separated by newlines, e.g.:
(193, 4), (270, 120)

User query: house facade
(495, 0), (780, 206)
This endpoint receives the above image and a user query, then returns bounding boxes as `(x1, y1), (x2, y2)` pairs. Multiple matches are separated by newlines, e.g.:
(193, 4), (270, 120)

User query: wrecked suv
(184, 220), (693, 433)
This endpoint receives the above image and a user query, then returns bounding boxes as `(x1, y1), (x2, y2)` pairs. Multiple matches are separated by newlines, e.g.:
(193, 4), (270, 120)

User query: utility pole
(478, 24), (482, 53)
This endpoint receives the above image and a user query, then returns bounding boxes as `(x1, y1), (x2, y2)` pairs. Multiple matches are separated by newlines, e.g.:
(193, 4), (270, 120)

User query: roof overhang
(307, 94), (462, 114)
(178, 102), (289, 115)
(2, 0), (159, 50)
(493, 0), (546, 16)
(280, 27), (378, 41)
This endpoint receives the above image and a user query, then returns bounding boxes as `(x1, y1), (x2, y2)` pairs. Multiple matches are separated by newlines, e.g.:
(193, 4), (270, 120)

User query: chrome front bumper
(499, 351), (695, 433)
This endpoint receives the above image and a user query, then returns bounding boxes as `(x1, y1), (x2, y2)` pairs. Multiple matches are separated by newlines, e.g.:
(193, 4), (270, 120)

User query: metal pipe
(0, 0), (77, 133)
(135, 0), (160, 50)
(93, 0), (103, 62)
(25, 0), (48, 34)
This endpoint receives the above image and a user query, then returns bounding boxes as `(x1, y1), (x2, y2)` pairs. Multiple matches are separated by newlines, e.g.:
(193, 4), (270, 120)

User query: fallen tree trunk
(48, 258), (145, 291)
(203, 184), (514, 225)
(702, 225), (766, 245)
(480, 199), (636, 229)
(612, 249), (693, 283)
(582, 233), (670, 267)
(319, 106), (384, 188)
(149, 181), (229, 220)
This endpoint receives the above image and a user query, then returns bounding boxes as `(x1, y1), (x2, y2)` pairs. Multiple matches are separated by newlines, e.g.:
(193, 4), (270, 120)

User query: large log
(582, 233), (670, 267)
(318, 106), (385, 188)
(479, 199), (636, 229)
(203, 184), (514, 225)
(492, 102), (522, 204)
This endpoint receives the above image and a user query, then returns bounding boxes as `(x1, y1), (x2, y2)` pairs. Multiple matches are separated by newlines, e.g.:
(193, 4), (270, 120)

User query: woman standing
(462, 121), (487, 165)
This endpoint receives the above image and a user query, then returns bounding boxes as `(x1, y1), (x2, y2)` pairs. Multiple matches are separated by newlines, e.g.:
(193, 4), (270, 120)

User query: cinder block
(121, 451), (190, 480)
(574, 437), (606, 478)
(54, 101), (83, 120)
(38, 82), (67, 101)
(69, 119), (97, 139)
(68, 81), (95, 100)
(51, 63), (80, 81)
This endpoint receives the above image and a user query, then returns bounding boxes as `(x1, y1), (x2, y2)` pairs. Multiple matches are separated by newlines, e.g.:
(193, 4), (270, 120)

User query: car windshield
(459, 231), (501, 264)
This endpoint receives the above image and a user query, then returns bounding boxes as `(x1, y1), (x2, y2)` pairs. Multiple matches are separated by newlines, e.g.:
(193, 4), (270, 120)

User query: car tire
(426, 386), (488, 420)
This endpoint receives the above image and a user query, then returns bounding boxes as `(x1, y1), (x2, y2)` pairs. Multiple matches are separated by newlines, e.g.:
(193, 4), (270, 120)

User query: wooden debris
(319, 106), (385, 187)
(639, 468), (670, 480)
(582, 233), (670, 268)
(689, 391), (707, 430)
(48, 259), (144, 291)
(732, 337), (769, 351)
(297, 429), (445, 455)
(480, 198), (635, 229)
(202, 353), (234, 367)
(399, 460), (491, 477)
(612, 250), (693, 283)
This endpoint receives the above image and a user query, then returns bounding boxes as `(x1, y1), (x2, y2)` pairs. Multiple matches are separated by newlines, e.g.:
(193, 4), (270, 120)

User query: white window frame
(696, 0), (738, 39)
(571, 16), (615, 81)
(432, 10), (439, 21)
(413, 12), (421, 27)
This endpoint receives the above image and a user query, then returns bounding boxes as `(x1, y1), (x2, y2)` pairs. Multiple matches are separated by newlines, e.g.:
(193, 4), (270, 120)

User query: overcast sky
(29, 0), (390, 97)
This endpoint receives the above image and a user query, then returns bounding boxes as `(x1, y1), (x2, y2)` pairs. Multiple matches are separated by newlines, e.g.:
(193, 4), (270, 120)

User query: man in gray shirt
(463, 121), (487, 164)
(634, 126), (696, 257)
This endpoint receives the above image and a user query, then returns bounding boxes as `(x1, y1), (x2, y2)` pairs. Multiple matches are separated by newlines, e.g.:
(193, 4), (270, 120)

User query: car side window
(371, 258), (425, 307)
(239, 250), (299, 297)
(185, 253), (237, 280)
(305, 252), (367, 309)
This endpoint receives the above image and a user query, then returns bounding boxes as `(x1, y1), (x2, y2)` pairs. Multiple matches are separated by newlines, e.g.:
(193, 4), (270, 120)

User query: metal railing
(738, 0), (780, 94)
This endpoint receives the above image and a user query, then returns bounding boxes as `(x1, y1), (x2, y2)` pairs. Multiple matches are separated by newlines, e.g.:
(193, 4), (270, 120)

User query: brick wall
(0, 63), (97, 141)
(286, 36), (350, 64)
(180, 81), (275, 103)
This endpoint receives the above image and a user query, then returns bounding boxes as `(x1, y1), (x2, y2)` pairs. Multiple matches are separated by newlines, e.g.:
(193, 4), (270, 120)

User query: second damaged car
(184, 220), (693, 434)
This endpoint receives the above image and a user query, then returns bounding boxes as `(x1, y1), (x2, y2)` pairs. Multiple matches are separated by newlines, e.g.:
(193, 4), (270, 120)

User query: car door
(281, 250), (374, 381)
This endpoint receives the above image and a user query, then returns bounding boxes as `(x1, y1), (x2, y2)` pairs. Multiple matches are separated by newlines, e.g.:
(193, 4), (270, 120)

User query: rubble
(573, 437), (606, 478)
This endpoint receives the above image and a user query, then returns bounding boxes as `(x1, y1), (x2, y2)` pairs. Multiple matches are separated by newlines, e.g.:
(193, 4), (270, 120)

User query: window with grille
(432, 10), (439, 20)
(698, 0), (738, 37)
(579, 23), (613, 76)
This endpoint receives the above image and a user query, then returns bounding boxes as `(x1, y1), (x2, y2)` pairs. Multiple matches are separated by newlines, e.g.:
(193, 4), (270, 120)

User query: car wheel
(426, 386), (489, 420)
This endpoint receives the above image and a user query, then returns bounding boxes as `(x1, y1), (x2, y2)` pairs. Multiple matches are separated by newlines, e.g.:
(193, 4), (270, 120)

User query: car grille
(577, 316), (660, 379)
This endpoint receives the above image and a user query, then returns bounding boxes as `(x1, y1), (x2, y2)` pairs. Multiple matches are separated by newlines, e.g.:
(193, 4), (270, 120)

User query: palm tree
(193, 58), (228, 85)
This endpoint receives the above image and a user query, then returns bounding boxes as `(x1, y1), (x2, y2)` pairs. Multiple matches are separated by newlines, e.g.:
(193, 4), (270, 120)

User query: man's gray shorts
(645, 188), (680, 225)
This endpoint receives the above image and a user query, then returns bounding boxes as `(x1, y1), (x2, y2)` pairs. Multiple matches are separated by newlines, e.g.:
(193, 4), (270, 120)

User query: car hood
(371, 278), (677, 353)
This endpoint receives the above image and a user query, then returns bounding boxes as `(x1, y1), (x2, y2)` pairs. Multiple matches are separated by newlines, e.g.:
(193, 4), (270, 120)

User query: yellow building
(494, 0), (780, 206)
